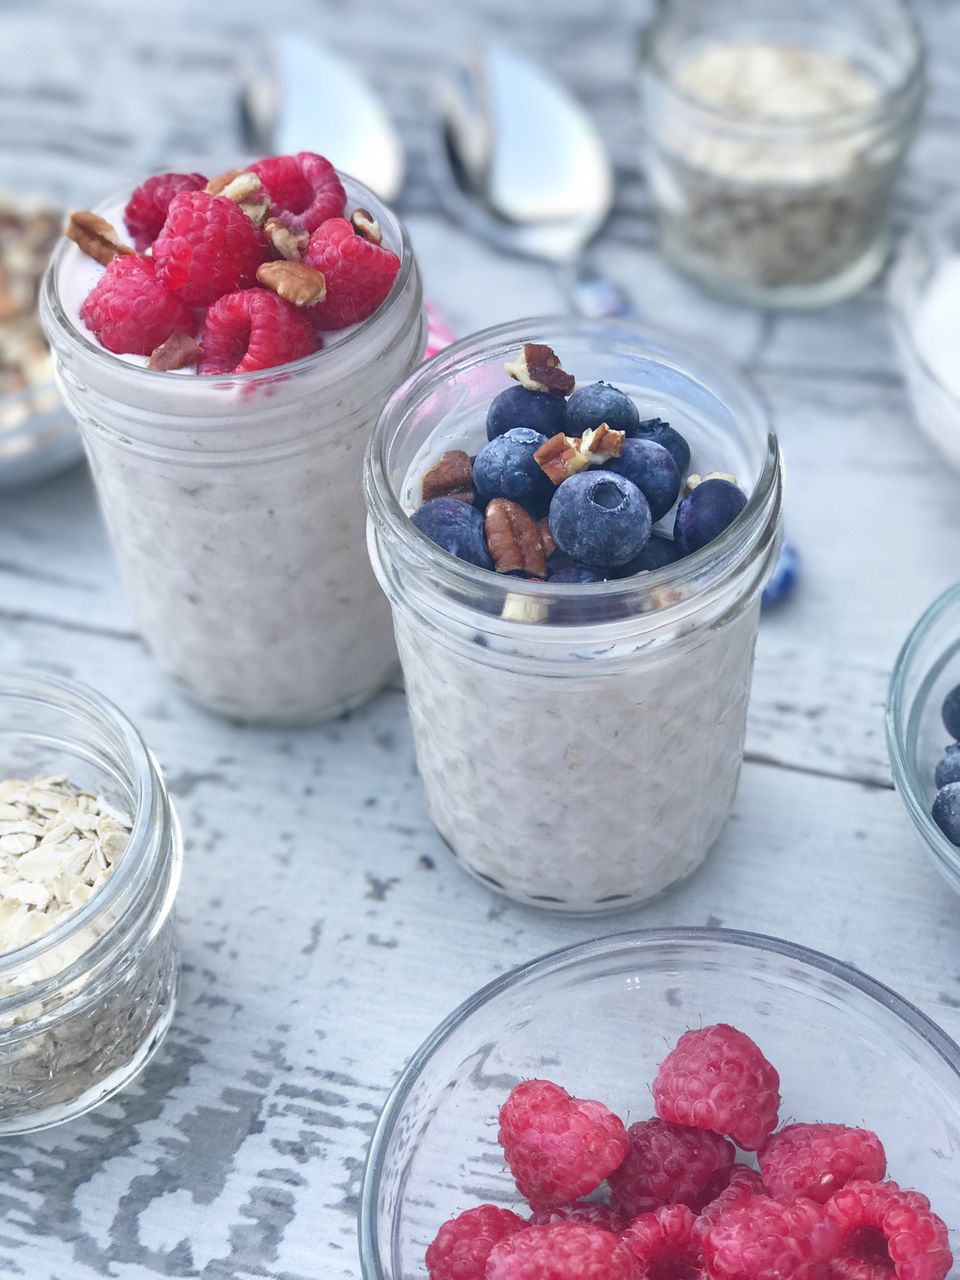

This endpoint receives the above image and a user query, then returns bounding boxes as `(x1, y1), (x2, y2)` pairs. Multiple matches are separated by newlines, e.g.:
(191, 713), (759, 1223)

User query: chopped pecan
(422, 450), (474, 503)
(65, 210), (136, 267)
(579, 423), (625, 464)
(485, 499), (548, 578)
(204, 168), (246, 196)
(351, 207), (382, 244)
(264, 217), (309, 261)
(536, 517), (556, 560)
(256, 261), (327, 306)
(206, 169), (269, 223)
(147, 330), (201, 372)
(535, 427), (625, 484)
(503, 343), (575, 398)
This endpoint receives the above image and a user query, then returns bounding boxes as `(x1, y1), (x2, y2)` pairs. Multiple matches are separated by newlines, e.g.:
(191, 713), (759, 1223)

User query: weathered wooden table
(1, 1), (959, 1276)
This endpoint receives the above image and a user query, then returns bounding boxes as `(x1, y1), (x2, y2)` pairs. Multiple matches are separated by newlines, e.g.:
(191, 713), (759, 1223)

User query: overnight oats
(41, 154), (425, 723)
(365, 320), (782, 911)
(0, 673), (181, 1134)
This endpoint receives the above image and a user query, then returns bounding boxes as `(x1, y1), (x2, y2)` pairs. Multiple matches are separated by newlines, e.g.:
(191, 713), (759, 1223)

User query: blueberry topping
(411, 497), (493, 569)
(943, 684), (960, 741)
(933, 781), (960, 846)
(674, 478), (747, 556)
(607, 438), (681, 522)
(636, 418), (691, 475)
(486, 385), (567, 441)
(549, 471), (652, 569)
(565, 381), (641, 438)
(616, 533), (681, 576)
(472, 427), (554, 516)
(935, 743), (960, 790)
(550, 564), (605, 583)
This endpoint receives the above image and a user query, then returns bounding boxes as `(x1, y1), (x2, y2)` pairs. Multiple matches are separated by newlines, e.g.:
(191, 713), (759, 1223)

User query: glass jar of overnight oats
(40, 175), (425, 725)
(0, 673), (181, 1134)
(639, 0), (924, 308)
(364, 319), (782, 912)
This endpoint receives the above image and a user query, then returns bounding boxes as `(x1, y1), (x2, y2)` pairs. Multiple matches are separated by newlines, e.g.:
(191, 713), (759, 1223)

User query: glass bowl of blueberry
(887, 582), (960, 893)
(359, 928), (960, 1280)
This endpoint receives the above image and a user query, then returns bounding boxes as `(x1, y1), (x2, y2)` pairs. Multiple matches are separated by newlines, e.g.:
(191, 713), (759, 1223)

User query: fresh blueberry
(607, 438), (681, 521)
(636, 418), (691, 475)
(933, 781), (960, 846)
(943, 684), (960, 740)
(565, 381), (641, 437)
(549, 471), (652, 569)
(411, 497), (492, 569)
(472, 427), (553, 516)
(935, 743), (960, 790)
(616, 533), (681, 576)
(762, 541), (800, 609)
(550, 564), (604, 583)
(674, 478), (747, 556)
(486, 385), (567, 441)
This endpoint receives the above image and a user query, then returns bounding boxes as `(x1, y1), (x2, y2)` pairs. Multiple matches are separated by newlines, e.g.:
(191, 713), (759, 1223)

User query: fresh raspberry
(531, 1202), (626, 1233)
(497, 1079), (630, 1211)
(153, 191), (269, 306)
(250, 151), (345, 232)
(701, 1194), (840, 1280)
(123, 171), (207, 250)
(425, 1204), (527, 1280)
(623, 1204), (707, 1280)
(608, 1119), (735, 1218)
(760, 1125), (887, 1205)
(303, 217), (401, 330)
(79, 255), (195, 356)
(653, 1025), (780, 1151)
(825, 1180), (952, 1280)
(487, 1223), (640, 1280)
(198, 288), (319, 375)
(697, 1166), (766, 1227)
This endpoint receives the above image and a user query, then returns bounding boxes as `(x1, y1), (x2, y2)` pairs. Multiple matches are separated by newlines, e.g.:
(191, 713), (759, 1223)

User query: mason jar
(41, 175), (426, 725)
(0, 673), (181, 1134)
(639, 0), (924, 307)
(364, 318), (782, 912)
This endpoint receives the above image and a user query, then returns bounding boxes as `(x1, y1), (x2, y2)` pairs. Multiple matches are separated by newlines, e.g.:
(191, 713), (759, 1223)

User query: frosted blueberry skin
(473, 428), (554, 517)
(549, 471), (652, 569)
(616, 533), (681, 576)
(936, 744), (960, 790)
(636, 418), (691, 475)
(485, 385), (567, 441)
(933, 781), (960, 846)
(943, 684), (960, 740)
(607, 438), (681, 521)
(674, 478), (747, 556)
(412, 497), (493, 570)
(565, 381), (641, 438)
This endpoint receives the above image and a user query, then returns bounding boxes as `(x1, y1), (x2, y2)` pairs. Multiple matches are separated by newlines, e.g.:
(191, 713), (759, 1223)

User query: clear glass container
(0, 672), (181, 1134)
(887, 582), (960, 897)
(40, 174), (426, 725)
(360, 928), (960, 1280)
(639, 0), (924, 308)
(364, 318), (782, 912)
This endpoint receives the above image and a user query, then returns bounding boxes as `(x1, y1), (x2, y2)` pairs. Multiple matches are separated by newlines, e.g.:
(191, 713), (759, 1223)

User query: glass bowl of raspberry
(359, 929), (960, 1280)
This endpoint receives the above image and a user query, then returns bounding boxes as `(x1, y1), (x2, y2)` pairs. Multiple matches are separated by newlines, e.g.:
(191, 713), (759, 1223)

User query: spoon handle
(564, 263), (643, 320)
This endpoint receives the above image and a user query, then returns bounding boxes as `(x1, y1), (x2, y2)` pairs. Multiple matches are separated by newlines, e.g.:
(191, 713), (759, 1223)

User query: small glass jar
(364, 318), (782, 912)
(0, 673), (181, 1134)
(41, 175), (426, 725)
(639, 0), (924, 308)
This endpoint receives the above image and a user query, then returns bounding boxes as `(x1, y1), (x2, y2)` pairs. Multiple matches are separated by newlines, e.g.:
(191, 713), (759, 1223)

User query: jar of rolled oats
(0, 673), (181, 1134)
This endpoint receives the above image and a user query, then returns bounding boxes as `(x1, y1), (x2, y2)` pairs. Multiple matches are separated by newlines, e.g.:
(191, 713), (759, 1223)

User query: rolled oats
(0, 196), (61, 434)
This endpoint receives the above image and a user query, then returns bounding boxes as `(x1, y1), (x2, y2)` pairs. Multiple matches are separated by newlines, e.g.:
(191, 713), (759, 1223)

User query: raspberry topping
(425, 1204), (527, 1280)
(123, 171), (207, 251)
(825, 1180), (952, 1280)
(608, 1118), (735, 1218)
(623, 1204), (707, 1280)
(250, 152), (346, 232)
(698, 1166), (766, 1226)
(153, 190), (269, 306)
(531, 1202), (626, 1233)
(487, 1223), (640, 1280)
(760, 1125), (887, 1205)
(653, 1024), (781, 1151)
(198, 288), (320, 375)
(79, 255), (195, 356)
(303, 217), (401, 330)
(497, 1079), (630, 1211)
(701, 1194), (841, 1280)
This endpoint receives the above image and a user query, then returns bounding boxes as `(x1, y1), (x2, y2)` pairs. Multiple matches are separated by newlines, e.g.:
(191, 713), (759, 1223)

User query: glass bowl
(359, 928), (960, 1280)
(887, 582), (960, 894)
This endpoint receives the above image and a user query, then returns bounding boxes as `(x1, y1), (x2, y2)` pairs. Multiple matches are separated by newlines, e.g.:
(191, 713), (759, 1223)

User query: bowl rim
(358, 925), (960, 1279)
(886, 581), (960, 889)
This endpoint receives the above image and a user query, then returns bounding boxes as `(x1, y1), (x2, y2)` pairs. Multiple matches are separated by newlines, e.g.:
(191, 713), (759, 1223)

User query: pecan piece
(351, 207), (382, 245)
(534, 427), (625, 485)
(65, 210), (136, 266)
(485, 499), (548, 578)
(422, 450), (474, 503)
(206, 170), (269, 223)
(256, 261), (327, 306)
(579, 423), (625, 464)
(147, 330), (201, 372)
(264, 217), (309, 261)
(504, 343), (575, 398)
(537, 517), (556, 560)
